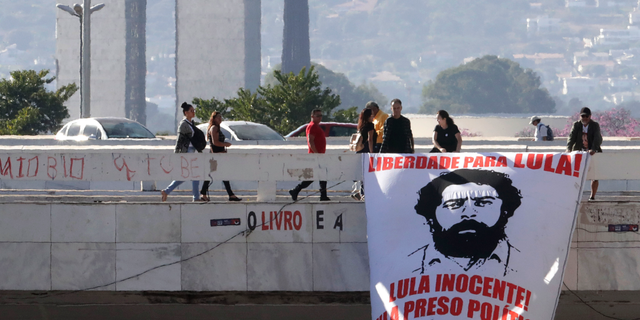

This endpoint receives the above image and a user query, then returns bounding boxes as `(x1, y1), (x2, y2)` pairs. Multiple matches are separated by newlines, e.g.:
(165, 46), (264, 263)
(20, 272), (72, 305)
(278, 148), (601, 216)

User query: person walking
(199, 111), (242, 202)
(351, 108), (377, 201)
(380, 99), (414, 154)
(430, 110), (462, 153)
(289, 109), (330, 201)
(566, 107), (603, 201)
(161, 102), (201, 202)
(529, 116), (550, 141)
(365, 101), (388, 153)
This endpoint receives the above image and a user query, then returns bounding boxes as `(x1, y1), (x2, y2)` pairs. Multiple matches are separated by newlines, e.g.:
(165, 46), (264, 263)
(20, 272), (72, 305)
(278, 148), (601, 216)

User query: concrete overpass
(1, 137), (640, 319)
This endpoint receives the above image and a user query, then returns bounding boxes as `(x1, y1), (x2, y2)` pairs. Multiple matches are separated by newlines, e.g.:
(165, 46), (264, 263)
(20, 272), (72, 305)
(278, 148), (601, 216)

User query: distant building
(56, 0), (146, 122)
(594, 27), (640, 46)
(566, 0), (599, 7)
(563, 77), (600, 95)
(526, 15), (561, 34)
(175, 0), (261, 124)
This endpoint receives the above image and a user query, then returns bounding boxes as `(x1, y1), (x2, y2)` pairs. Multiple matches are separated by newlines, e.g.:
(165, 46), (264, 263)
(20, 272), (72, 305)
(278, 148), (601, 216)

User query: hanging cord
(7, 180), (349, 301)
(562, 282), (640, 320)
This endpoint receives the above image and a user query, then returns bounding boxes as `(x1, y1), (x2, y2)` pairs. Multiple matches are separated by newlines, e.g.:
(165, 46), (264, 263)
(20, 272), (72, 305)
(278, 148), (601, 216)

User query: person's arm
(590, 123), (603, 155)
(308, 133), (319, 153)
(380, 120), (389, 153)
(566, 122), (577, 152)
(211, 126), (231, 148)
(367, 130), (375, 153)
(408, 120), (414, 153)
(541, 124), (548, 141)
(455, 133), (462, 152)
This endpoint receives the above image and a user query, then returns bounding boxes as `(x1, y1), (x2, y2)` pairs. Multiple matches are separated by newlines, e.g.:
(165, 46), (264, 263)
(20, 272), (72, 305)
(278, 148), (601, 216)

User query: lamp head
(73, 3), (83, 16)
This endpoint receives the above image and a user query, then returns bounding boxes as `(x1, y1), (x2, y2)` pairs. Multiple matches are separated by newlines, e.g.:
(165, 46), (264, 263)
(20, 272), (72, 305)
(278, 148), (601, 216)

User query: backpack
(538, 123), (554, 141)
(187, 120), (207, 152)
(349, 133), (364, 152)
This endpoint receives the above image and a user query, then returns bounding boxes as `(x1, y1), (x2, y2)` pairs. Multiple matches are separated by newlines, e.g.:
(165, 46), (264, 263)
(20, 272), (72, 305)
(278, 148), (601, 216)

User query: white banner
(364, 152), (589, 320)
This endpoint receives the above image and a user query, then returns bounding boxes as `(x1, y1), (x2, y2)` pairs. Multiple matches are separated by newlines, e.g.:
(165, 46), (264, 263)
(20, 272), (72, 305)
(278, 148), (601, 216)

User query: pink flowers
(559, 108), (640, 137)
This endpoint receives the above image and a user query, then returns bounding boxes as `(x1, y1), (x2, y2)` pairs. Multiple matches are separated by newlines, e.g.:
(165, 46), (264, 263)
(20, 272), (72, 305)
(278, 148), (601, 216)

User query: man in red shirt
(289, 109), (330, 201)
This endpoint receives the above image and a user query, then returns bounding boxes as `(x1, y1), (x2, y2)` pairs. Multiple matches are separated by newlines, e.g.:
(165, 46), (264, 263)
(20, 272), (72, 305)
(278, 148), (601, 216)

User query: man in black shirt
(380, 99), (414, 153)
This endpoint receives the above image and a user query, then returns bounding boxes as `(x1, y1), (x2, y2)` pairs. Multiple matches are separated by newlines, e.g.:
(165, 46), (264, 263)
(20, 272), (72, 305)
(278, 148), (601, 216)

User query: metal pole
(78, 17), (83, 118)
(81, 0), (91, 118)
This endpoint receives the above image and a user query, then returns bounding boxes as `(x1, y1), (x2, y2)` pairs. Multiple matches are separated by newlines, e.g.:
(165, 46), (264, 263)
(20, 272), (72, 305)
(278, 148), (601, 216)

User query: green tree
(0, 70), (78, 135)
(420, 55), (555, 114)
(193, 96), (226, 123)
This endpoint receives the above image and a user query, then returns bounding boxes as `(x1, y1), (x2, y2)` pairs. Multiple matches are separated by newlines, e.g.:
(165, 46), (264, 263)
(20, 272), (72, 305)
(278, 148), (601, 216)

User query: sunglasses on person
(581, 114), (589, 118)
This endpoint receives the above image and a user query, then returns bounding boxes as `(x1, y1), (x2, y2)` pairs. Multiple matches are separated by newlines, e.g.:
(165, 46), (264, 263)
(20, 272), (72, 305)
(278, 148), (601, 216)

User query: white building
(563, 77), (600, 95)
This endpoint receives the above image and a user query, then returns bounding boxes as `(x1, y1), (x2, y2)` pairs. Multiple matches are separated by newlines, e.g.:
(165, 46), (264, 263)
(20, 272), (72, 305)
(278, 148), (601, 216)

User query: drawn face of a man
(435, 183), (503, 233)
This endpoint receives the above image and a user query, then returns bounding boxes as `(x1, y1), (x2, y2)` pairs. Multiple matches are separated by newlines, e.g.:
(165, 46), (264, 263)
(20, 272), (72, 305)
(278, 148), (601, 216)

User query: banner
(364, 152), (589, 320)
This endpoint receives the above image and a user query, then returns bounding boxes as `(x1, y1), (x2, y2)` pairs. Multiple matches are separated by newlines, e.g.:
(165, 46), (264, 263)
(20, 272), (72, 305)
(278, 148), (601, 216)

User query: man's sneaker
(320, 196), (331, 201)
(351, 193), (362, 201)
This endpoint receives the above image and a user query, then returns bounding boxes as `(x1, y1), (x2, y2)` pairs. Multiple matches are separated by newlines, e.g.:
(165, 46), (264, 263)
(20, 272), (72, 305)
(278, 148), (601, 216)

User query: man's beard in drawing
(430, 218), (507, 259)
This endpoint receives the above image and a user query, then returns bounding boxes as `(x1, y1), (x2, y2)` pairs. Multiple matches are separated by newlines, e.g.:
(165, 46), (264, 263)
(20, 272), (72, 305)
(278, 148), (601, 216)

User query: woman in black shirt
(358, 108), (377, 153)
(200, 112), (242, 202)
(431, 110), (462, 153)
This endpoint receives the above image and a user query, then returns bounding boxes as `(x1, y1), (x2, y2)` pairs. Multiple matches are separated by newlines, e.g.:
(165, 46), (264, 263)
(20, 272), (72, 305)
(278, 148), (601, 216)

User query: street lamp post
(56, 1), (105, 118)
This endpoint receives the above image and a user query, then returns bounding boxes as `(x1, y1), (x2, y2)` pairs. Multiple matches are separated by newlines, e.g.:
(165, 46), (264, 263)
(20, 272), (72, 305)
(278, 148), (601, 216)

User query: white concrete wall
(0, 202), (367, 291)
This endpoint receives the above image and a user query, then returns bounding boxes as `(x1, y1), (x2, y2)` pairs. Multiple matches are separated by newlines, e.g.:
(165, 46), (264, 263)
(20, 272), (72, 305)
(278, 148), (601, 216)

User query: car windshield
(227, 124), (283, 140)
(98, 119), (155, 139)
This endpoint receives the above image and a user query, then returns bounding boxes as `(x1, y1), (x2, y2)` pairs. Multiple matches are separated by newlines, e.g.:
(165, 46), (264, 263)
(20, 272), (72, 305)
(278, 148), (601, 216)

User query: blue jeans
(163, 146), (200, 200)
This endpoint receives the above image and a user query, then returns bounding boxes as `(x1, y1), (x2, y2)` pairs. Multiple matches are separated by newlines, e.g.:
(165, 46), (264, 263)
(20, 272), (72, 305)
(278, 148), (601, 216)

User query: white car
(55, 117), (158, 141)
(196, 121), (285, 141)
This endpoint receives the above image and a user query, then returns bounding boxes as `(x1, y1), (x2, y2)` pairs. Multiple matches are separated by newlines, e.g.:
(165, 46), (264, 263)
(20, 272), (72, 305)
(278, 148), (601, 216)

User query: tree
(420, 55), (555, 114)
(193, 66), (351, 135)
(0, 70), (77, 135)
(281, 0), (311, 75)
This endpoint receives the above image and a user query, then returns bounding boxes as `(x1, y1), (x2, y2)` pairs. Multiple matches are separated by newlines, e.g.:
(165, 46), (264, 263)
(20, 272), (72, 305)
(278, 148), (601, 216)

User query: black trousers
(296, 181), (327, 192)
(201, 180), (235, 197)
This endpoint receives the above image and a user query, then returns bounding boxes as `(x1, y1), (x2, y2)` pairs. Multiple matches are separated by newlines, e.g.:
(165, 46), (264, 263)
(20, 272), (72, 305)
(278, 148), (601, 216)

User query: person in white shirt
(529, 116), (549, 141)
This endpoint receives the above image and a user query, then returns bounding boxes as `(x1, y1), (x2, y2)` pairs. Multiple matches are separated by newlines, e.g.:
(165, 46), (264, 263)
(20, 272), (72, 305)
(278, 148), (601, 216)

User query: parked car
(196, 121), (285, 141)
(55, 117), (158, 140)
(284, 122), (357, 138)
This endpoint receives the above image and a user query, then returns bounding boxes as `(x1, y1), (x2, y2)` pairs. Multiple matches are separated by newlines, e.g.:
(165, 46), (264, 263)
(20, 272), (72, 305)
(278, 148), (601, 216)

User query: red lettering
(473, 156), (484, 168)
(47, 156), (56, 179)
(469, 275), (482, 295)
(480, 302), (493, 320)
(390, 306), (399, 320)
(463, 157), (474, 168)
(114, 155), (136, 181)
(484, 156), (496, 167)
(482, 277), (494, 298)
(417, 275), (429, 294)
(436, 296), (449, 315)
(467, 299), (481, 318)
(451, 156), (460, 169)
(515, 286), (526, 309)
(146, 154), (156, 175)
(284, 211), (293, 230)
(382, 157), (393, 171)
(427, 297), (437, 316)
(389, 282), (396, 303)
(574, 153), (583, 177)
(555, 155), (572, 176)
(506, 282), (518, 304)
(496, 156), (507, 167)
(404, 156), (415, 169)
(514, 154), (525, 168)
(27, 156), (38, 177)
(273, 210), (283, 230)
(397, 279), (409, 299)
(439, 156), (450, 169)
(492, 279), (506, 301)
(394, 157), (403, 169)
(427, 156), (438, 169)
(414, 299), (427, 318)
(181, 157), (190, 178)
(160, 156), (173, 174)
(403, 300), (415, 318)
(455, 274), (469, 293)
(293, 211), (302, 230)
(17, 157), (25, 178)
(416, 156), (427, 169)
(527, 153), (544, 170)
(269, 211), (274, 230)
(0, 157), (13, 178)
(450, 297), (463, 316)
(190, 158), (200, 179)
(441, 274), (455, 292)
(409, 277), (418, 296)
(69, 158), (84, 180)
(369, 157), (376, 172)
(544, 154), (555, 173)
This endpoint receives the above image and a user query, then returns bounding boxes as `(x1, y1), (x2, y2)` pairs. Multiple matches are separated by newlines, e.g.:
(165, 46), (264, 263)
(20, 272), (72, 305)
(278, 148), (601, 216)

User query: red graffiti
(47, 156), (57, 180)
(113, 155), (136, 181)
(160, 156), (173, 174)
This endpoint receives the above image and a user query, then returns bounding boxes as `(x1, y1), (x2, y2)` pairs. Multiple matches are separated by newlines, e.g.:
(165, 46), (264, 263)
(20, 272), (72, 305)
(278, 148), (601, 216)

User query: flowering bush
(559, 107), (640, 137)
(460, 128), (482, 137)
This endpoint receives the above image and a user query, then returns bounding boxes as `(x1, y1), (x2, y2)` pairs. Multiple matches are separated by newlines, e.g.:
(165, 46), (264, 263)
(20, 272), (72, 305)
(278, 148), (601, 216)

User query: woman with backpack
(351, 108), (377, 201)
(199, 111), (242, 202)
(160, 102), (202, 202)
